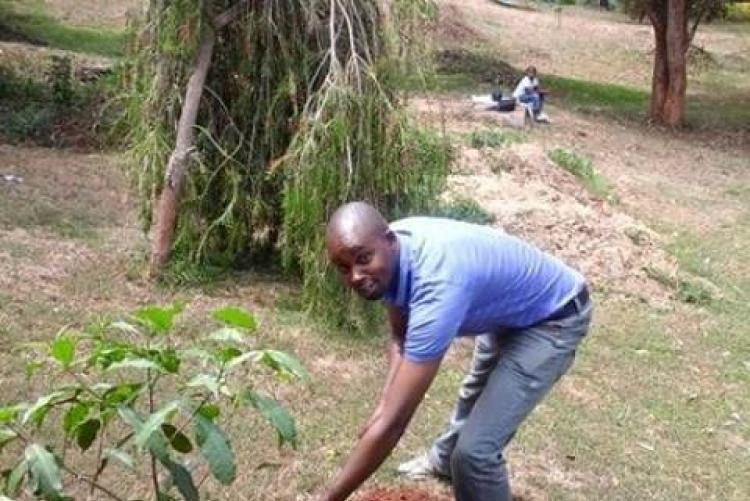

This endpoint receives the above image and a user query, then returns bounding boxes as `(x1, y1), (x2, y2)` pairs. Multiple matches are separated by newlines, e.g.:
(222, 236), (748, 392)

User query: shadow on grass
(0, 0), (126, 57)
(423, 48), (750, 132)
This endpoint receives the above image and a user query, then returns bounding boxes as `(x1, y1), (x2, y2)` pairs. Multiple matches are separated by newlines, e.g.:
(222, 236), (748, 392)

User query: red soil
(356, 488), (451, 501)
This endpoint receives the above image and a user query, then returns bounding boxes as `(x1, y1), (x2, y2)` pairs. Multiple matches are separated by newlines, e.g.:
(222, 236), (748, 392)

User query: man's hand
(315, 357), (442, 501)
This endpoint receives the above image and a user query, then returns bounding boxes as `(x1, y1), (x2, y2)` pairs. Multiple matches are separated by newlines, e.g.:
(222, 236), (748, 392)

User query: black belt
(543, 286), (590, 323)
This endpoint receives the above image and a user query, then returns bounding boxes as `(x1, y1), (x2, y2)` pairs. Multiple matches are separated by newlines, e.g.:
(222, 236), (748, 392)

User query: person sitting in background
(513, 65), (550, 123)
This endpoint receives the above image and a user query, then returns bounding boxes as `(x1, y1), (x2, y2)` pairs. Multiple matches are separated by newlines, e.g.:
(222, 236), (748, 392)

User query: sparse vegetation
(467, 129), (526, 149)
(430, 197), (496, 225)
(547, 147), (617, 201)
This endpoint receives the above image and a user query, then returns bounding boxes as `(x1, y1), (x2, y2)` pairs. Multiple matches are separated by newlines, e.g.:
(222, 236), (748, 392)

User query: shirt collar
(383, 232), (411, 308)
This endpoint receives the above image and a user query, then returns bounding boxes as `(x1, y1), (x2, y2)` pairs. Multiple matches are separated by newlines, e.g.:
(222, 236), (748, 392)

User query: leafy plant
(0, 304), (307, 501)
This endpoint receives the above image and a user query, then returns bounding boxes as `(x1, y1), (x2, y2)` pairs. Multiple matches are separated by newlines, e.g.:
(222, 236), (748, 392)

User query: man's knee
(450, 435), (503, 478)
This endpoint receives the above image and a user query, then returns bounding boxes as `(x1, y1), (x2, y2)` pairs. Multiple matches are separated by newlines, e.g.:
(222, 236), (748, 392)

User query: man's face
(527, 67), (537, 78)
(326, 231), (397, 300)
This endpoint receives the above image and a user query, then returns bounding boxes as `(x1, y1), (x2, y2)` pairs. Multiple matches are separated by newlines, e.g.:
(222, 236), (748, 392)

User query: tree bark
(648, 10), (669, 123)
(149, 30), (216, 276)
(663, 0), (688, 126)
(646, 0), (688, 126)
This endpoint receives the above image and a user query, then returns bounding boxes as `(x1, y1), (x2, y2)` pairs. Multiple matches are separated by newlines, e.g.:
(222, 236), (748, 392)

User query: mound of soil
(410, 97), (679, 305)
(356, 488), (450, 501)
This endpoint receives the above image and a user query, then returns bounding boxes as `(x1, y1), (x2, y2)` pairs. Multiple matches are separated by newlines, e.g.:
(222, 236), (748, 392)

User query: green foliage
(0, 0), (126, 57)
(117, 0), (447, 332)
(726, 3), (750, 21)
(430, 198), (496, 225)
(467, 129), (526, 149)
(0, 304), (306, 501)
(547, 148), (617, 201)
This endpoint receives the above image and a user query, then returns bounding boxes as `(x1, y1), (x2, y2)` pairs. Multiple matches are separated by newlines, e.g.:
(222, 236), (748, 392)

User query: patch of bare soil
(411, 97), (679, 304)
(357, 488), (532, 501)
(431, 3), (484, 47)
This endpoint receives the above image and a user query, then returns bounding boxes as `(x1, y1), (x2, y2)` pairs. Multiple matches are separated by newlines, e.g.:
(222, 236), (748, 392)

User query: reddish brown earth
(356, 488), (451, 501)
(357, 489), (531, 501)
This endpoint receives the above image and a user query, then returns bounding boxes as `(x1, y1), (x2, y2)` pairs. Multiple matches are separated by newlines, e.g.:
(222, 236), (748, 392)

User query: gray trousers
(428, 297), (593, 501)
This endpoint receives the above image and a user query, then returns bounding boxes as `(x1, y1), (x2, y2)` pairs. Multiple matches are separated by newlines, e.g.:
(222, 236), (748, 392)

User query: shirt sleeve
(403, 280), (470, 363)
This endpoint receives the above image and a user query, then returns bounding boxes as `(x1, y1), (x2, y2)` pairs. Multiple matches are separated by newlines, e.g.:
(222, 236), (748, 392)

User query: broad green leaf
(224, 352), (256, 369)
(186, 374), (221, 397)
(75, 419), (101, 452)
(257, 350), (309, 381)
(164, 460), (199, 501)
(90, 345), (130, 369)
(5, 458), (26, 497)
(22, 392), (65, 426)
(135, 401), (182, 450)
(133, 303), (184, 334)
(212, 306), (256, 331)
(49, 335), (75, 368)
(161, 424), (193, 453)
(156, 349), (180, 373)
(0, 406), (23, 424)
(107, 358), (164, 372)
(240, 390), (297, 448)
(103, 448), (135, 471)
(0, 428), (17, 450)
(193, 414), (235, 485)
(117, 406), (170, 461)
(103, 383), (142, 407)
(62, 403), (89, 435)
(24, 444), (63, 500)
(197, 405), (219, 422)
(214, 347), (242, 365)
(208, 327), (246, 344)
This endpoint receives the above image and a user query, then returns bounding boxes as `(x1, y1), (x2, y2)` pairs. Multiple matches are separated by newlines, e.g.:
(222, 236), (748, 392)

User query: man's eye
(336, 263), (350, 274)
(355, 252), (372, 265)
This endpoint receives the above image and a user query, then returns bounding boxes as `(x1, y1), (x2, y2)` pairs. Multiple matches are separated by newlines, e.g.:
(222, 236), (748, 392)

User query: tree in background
(622, 0), (729, 125)
(116, 0), (448, 330)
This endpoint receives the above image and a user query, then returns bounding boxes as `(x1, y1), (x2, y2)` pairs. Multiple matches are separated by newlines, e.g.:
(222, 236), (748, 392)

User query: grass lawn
(0, 0), (126, 57)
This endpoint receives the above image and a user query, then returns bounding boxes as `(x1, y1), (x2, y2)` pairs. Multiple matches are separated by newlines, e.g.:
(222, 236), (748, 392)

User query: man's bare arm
(318, 357), (442, 501)
(359, 306), (406, 437)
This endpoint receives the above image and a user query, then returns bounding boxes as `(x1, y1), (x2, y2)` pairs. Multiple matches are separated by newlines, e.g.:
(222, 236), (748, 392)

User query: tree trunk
(663, 0), (688, 126)
(647, 0), (688, 126)
(149, 30), (216, 276)
(649, 11), (669, 123)
(149, 1), (250, 276)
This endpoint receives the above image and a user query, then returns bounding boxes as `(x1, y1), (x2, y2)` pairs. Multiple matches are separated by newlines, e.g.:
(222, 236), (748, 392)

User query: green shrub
(547, 147), (617, 202)
(726, 3), (750, 22)
(431, 198), (496, 225)
(0, 304), (307, 501)
(467, 129), (526, 149)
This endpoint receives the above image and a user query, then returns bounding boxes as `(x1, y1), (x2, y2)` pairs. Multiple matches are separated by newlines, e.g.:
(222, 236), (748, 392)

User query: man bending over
(315, 202), (592, 501)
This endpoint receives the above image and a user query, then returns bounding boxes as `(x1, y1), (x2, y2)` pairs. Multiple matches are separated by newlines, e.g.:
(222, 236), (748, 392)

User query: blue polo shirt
(382, 217), (585, 362)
